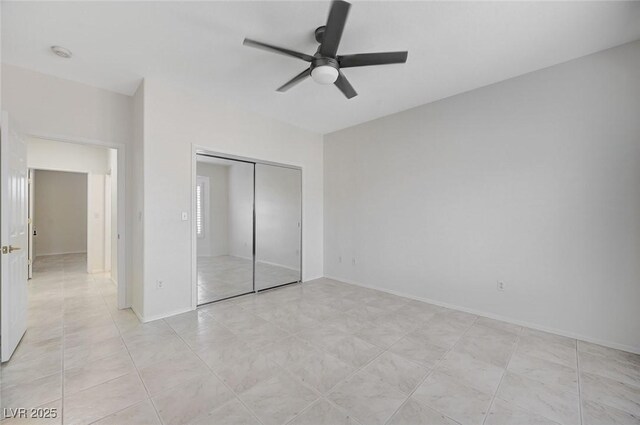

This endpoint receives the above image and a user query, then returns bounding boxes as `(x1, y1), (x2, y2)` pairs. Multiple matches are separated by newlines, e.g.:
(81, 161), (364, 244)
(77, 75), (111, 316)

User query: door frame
(190, 145), (303, 310)
(27, 132), (129, 309)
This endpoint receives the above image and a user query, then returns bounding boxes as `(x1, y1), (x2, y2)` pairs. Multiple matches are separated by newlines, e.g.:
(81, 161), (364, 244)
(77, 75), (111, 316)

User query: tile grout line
(287, 338), (388, 424)
(237, 304), (353, 414)
(268, 297), (406, 424)
(480, 326), (523, 425)
(199, 292), (391, 425)
(15, 269), (65, 412)
(283, 395), (367, 425)
(229, 297), (363, 425)
(497, 331), (582, 425)
(165, 311), (269, 425)
(16, 261), (126, 424)
(60, 265), (68, 425)
(290, 312), (402, 380)
(281, 292), (466, 424)
(576, 341), (584, 425)
(381, 314), (480, 425)
(95, 277), (162, 425)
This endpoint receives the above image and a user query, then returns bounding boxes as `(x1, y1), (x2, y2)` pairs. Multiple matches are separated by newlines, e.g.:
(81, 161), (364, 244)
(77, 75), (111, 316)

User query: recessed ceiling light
(50, 45), (72, 59)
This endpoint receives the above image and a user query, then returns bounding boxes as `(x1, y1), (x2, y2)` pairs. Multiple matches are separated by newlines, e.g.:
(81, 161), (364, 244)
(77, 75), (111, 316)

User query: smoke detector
(51, 45), (72, 59)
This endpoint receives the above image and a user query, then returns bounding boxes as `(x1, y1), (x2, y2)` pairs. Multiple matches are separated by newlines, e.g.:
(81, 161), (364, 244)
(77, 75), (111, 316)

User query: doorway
(26, 136), (125, 305)
(31, 170), (88, 271)
(194, 152), (302, 306)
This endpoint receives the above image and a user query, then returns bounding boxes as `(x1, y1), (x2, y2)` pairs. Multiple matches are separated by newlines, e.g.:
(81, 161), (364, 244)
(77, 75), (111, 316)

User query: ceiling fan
(242, 0), (408, 99)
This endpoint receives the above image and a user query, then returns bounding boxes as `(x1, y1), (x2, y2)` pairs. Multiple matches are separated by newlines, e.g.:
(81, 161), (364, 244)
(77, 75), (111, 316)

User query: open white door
(1, 112), (28, 362)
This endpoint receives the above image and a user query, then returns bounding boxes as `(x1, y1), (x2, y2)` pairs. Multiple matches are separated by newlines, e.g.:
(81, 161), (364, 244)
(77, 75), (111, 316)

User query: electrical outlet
(338, 256), (342, 263)
(156, 280), (164, 290)
(352, 258), (356, 265)
(496, 281), (505, 291)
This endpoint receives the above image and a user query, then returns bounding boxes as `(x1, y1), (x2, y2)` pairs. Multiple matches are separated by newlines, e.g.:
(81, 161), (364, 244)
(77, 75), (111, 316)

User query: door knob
(1, 246), (21, 254)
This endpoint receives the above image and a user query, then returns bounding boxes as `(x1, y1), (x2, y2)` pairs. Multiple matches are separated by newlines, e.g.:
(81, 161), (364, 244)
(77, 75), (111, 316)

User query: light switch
(181, 212), (188, 221)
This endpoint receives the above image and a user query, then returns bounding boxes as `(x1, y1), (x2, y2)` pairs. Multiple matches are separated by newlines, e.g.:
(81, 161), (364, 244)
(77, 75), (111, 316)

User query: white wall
(140, 78), (323, 320)
(2, 64), (132, 144)
(27, 137), (109, 174)
(131, 82), (145, 316)
(33, 170), (87, 256)
(196, 162), (229, 258)
(228, 162), (254, 260)
(324, 40), (640, 353)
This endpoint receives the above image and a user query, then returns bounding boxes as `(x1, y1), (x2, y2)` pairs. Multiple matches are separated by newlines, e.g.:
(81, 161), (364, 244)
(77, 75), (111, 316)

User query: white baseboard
(324, 275), (640, 355)
(131, 306), (145, 323)
(302, 275), (324, 283)
(133, 306), (193, 323)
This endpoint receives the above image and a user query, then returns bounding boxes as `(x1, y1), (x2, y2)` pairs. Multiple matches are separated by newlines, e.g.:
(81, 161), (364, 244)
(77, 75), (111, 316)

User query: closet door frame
(191, 146), (302, 310)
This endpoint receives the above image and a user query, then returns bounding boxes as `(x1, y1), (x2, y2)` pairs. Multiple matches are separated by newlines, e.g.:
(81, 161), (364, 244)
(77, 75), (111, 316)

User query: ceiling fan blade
(243, 38), (313, 62)
(338, 51), (408, 68)
(319, 0), (351, 58)
(277, 68), (311, 92)
(334, 70), (357, 99)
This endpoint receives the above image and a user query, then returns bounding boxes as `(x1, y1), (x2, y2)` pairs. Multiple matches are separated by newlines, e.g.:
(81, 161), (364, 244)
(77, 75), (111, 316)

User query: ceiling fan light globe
(311, 65), (339, 85)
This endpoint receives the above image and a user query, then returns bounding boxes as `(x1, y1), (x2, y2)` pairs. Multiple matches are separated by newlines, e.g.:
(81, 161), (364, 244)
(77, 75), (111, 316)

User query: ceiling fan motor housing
(314, 26), (327, 44)
(311, 56), (339, 70)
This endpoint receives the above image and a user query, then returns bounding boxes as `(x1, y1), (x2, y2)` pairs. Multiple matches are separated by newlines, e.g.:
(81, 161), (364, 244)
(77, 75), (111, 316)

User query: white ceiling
(3, 1), (640, 134)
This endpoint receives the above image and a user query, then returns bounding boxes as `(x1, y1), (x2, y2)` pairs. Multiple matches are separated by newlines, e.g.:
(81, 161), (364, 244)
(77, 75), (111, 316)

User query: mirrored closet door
(196, 154), (302, 306)
(196, 156), (254, 305)
(255, 164), (302, 291)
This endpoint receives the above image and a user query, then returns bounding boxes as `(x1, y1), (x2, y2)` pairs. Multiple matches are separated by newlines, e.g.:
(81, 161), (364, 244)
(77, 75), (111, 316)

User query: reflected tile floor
(197, 255), (300, 304)
(2, 253), (640, 424)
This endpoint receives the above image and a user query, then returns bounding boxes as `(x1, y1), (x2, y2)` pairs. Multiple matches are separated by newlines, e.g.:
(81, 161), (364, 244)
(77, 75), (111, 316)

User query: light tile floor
(197, 256), (300, 304)
(1, 253), (639, 424)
